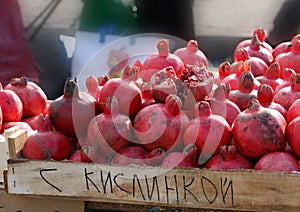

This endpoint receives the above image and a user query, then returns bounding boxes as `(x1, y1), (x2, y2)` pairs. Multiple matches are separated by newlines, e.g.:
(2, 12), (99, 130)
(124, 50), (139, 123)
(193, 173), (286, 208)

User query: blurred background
(12, 0), (292, 99)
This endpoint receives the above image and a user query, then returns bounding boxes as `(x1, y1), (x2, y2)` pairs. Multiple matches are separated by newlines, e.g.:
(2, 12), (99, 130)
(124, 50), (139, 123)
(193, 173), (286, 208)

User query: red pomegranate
(276, 40), (300, 73)
(255, 62), (283, 91)
(48, 78), (96, 138)
(209, 83), (241, 126)
(22, 130), (71, 161)
(255, 151), (299, 172)
(178, 63), (214, 110)
(235, 28), (273, 53)
(99, 65), (142, 117)
(183, 101), (232, 165)
(139, 82), (156, 109)
(134, 94), (189, 152)
(218, 61), (232, 81)
(228, 71), (258, 111)
(232, 99), (286, 159)
(140, 39), (184, 81)
(4, 77), (47, 118)
(0, 83), (23, 122)
(149, 66), (178, 103)
(275, 68), (296, 93)
(272, 34), (300, 59)
(287, 116), (300, 157)
(273, 73), (300, 110)
(87, 97), (132, 158)
(111, 145), (164, 166)
(161, 144), (200, 168)
(222, 61), (261, 90)
(237, 34), (274, 65)
(287, 99), (300, 123)
(232, 48), (269, 77)
(205, 145), (253, 170)
(257, 84), (287, 119)
(174, 39), (208, 68)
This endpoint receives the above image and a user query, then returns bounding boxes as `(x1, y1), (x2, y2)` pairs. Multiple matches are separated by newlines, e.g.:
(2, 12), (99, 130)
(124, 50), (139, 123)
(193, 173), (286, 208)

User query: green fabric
(79, 0), (138, 35)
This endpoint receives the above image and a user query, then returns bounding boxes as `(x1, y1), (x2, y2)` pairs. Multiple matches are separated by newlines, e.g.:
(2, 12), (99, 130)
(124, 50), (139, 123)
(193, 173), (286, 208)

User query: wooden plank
(7, 130), (28, 160)
(0, 187), (84, 212)
(5, 159), (300, 211)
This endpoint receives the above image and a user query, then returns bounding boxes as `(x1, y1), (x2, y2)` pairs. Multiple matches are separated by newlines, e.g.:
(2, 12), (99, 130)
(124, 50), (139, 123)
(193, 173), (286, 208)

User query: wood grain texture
(5, 159), (300, 211)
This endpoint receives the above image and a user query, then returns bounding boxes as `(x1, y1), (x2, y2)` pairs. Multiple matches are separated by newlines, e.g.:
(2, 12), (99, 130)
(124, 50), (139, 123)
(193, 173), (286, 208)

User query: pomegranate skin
(134, 94), (188, 152)
(205, 145), (253, 170)
(0, 107), (2, 132)
(22, 131), (71, 161)
(140, 39), (184, 81)
(48, 78), (96, 138)
(0, 83), (23, 122)
(160, 144), (200, 168)
(287, 116), (300, 157)
(4, 77), (47, 118)
(183, 101), (232, 165)
(174, 39), (208, 68)
(87, 97), (132, 158)
(232, 99), (286, 159)
(287, 99), (300, 123)
(255, 151), (299, 172)
(111, 145), (148, 166)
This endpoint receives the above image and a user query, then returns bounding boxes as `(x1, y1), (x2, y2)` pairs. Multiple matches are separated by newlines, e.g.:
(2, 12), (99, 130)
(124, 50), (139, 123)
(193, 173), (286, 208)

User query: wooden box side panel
(0, 188), (84, 212)
(5, 160), (300, 211)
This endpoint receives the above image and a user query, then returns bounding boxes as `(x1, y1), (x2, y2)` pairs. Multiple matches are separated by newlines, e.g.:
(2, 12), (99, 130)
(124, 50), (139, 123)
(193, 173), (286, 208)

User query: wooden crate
(3, 128), (300, 211)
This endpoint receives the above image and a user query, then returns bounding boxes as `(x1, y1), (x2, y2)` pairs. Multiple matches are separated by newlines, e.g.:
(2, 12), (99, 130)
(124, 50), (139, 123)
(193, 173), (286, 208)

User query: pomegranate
(134, 94), (188, 152)
(257, 84), (287, 119)
(255, 151), (299, 172)
(218, 61), (232, 81)
(235, 28), (273, 53)
(4, 77), (47, 118)
(139, 82), (156, 109)
(222, 61), (261, 90)
(48, 78), (96, 138)
(22, 130), (71, 161)
(178, 63), (214, 109)
(228, 71), (258, 111)
(287, 99), (300, 123)
(161, 144), (199, 168)
(140, 39), (184, 81)
(87, 97), (132, 158)
(111, 145), (149, 166)
(287, 116), (300, 157)
(99, 65), (142, 117)
(255, 62), (283, 91)
(0, 83), (23, 122)
(173, 39), (208, 68)
(22, 114), (43, 131)
(239, 34), (274, 65)
(183, 101), (232, 165)
(276, 40), (300, 73)
(274, 68), (296, 93)
(232, 99), (286, 159)
(272, 34), (300, 59)
(273, 73), (300, 110)
(149, 66), (178, 103)
(210, 83), (241, 126)
(205, 145), (253, 170)
(232, 48), (269, 77)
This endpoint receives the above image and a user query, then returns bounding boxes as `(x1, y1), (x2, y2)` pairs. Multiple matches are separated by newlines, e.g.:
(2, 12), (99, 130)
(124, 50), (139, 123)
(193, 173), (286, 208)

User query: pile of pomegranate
(2, 29), (300, 173)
